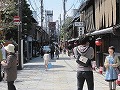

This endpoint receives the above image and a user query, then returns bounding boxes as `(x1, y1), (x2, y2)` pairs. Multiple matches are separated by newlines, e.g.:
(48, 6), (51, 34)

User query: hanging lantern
(99, 66), (103, 74)
(116, 74), (120, 86)
(95, 38), (102, 46)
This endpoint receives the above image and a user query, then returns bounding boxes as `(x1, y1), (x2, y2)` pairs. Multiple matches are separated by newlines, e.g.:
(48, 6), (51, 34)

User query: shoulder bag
(76, 47), (91, 67)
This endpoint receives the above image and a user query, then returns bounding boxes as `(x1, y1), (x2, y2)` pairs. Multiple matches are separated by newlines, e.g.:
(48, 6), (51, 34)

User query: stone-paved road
(0, 53), (120, 90)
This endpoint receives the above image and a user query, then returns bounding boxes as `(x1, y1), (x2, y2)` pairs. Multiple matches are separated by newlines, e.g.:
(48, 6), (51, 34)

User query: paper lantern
(99, 66), (103, 74)
(95, 40), (102, 46)
(116, 74), (120, 86)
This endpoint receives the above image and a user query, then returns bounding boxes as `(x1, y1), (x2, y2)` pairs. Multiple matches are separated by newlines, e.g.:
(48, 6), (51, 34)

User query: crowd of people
(41, 36), (120, 90)
(65, 37), (120, 90)
(0, 37), (120, 90)
(42, 43), (61, 71)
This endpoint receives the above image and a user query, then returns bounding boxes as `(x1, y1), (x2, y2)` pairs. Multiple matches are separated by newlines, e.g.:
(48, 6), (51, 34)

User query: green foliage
(22, 0), (33, 34)
(1, 0), (18, 40)
(1, 0), (34, 40)
(1, 0), (17, 27)
(63, 17), (73, 28)
(0, 40), (5, 44)
(5, 27), (18, 41)
(60, 17), (73, 40)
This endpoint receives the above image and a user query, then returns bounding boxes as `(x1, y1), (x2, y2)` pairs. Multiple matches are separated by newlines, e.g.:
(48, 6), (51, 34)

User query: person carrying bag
(76, 37), (94, 90)
(77, 46), (91, 67)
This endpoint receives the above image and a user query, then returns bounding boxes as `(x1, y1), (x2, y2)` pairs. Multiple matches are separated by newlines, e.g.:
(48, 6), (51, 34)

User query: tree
(22, 0), (33, 35)
(1, 0), (33, 41)
(1, 0), (18, 40)
(60, 16), (73, 40)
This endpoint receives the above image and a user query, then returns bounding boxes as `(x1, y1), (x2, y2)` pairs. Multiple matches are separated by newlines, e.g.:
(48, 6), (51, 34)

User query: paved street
(0, 53), (120, 90)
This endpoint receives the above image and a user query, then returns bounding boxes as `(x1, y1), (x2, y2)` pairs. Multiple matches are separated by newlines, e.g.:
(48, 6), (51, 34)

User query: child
(43, 51), (50, 71)
(104, 46), (120, 90)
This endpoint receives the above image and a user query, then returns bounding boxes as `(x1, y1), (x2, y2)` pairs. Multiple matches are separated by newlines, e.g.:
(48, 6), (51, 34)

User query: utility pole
(63, 0), (66, 46)
(41, 0), (44, 28)
(41, 0), (43, 47)
(60, 14), (62, 31)
(17, 0), (22, 70)
(0, 2), (1, 29)
(63, 0), (66, 23)
(59, 14), (62, 43)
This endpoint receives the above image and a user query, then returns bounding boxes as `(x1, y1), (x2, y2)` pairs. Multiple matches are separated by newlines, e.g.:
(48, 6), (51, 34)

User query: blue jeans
(77, 71), (94, 90)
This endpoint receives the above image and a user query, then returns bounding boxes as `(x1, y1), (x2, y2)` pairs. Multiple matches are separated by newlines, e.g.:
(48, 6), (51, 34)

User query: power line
(33, 0), (42, 22)
(28, 0), (41, 21)
(74, 0), (79, 8)
(33, 0), (38, 11)
(66, 0), (79, 14)
(66, 3), (74, 13)
(28, 0), (36, 11)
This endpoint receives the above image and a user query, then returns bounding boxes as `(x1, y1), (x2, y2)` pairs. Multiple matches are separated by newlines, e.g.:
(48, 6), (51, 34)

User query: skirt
(105, 67), (118, 82)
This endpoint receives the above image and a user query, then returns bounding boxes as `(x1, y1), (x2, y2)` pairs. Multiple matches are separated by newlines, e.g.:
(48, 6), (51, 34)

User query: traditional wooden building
(79, 0), (120, 67)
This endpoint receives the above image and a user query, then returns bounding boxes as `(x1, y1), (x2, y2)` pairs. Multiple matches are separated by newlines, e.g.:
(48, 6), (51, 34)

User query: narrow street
(0, 53), (120, 90)
(0, 0), (120, 90)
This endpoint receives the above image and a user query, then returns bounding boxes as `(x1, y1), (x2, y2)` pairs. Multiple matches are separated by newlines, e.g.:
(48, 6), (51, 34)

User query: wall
(85, 5), (95, 32)
(95, 0), (116, 30)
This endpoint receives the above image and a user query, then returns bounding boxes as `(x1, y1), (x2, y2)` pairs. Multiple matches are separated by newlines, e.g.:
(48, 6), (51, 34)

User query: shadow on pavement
(23, 64), (65, 70)
(49, 59), (56, 62)
(52, 65), (65, 68)
(23, 64), (44, 70)
(55, 57), (71, 61)
(30, 57), (44, 62)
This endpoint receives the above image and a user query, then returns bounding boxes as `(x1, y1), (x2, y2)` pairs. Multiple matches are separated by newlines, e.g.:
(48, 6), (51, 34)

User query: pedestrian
(67, 43), (72, 56)
(55, 44), (59, 59)
(0, 43), (3, 81)
(1, 43), (6, 60)
(60, 46), (62, 53)
(104, 46), (120, 90)
(0, 43), (7, 81)
(73, 41), (78, 59)
(41, 47), (44, 58)
(43, 51), (50, 71)
(76, 37), (94, 90)
(1, 44), (17, 90)
(50, 44), (55, 59)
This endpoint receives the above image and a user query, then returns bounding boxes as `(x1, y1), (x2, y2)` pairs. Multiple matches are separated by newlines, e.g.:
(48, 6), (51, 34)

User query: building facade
(82, 0), (120, 67)
(66, 0), (120, 68)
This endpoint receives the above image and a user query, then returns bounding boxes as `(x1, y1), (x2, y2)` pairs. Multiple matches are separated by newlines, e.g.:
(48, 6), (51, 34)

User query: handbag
(76, 46), (91, 67)
(79, 56), (88, 64)
(76, 55), (91, 67)
(48, 62), (52, 69)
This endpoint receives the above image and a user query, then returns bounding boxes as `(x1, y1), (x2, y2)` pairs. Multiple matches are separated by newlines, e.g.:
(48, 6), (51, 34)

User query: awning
(68, 38), (79, 42)
(90, 27), (113, 35)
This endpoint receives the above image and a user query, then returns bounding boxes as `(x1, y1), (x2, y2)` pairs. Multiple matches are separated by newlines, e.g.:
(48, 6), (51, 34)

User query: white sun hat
(4, 44), (15, 53)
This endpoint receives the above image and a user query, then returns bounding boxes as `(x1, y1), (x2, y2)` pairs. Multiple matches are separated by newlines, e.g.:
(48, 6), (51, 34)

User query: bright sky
(27, 0), (82, 24)
(44, 0), (82, 20)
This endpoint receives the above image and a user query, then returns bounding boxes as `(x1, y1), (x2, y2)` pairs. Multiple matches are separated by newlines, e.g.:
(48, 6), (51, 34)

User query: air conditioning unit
(78, 27), (84, 36)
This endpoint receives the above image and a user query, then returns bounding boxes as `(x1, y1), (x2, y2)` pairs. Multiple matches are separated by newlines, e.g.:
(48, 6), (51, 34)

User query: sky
(27, 0), (83, 24)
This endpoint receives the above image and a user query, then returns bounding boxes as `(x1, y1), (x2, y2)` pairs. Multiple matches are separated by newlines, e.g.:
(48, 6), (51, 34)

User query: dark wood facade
(79, 0), (120, 67)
